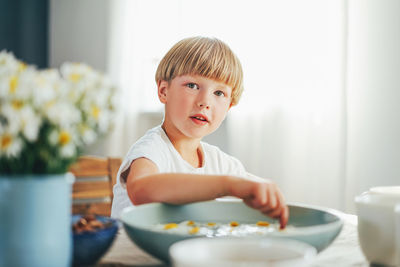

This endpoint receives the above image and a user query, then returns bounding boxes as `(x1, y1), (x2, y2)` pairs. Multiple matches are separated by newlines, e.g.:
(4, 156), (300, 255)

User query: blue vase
(0, 173), (74, 267)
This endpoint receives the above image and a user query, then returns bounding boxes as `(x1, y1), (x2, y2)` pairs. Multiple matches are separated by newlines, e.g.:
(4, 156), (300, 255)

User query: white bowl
(169, 237), (317, 267)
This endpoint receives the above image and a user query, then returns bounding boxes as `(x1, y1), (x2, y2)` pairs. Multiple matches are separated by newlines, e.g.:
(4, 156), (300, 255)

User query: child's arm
(126, 157), (289, 228)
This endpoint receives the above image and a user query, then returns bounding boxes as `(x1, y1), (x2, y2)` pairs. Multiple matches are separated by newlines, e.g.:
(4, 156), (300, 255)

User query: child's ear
(157, 80), (168, 104)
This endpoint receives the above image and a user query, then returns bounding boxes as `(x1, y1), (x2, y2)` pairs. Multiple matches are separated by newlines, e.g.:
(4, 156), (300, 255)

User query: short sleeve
(201, 142), (247, 177)
(225, 154), (247, 177)
(118, 137), (168, 185)
(222, 155), (268, 183)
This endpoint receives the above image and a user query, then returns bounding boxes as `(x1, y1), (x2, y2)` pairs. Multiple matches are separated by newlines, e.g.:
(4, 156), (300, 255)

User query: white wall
(345, 0), (400, 211)
(49, 0), (110, 71)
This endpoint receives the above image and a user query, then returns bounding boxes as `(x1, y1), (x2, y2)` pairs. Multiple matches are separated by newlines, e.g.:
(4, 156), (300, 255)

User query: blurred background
(1, 0), (399, 213)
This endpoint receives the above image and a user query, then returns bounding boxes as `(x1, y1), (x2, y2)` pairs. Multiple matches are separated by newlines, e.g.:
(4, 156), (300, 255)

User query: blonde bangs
(155, 37), (244, 106)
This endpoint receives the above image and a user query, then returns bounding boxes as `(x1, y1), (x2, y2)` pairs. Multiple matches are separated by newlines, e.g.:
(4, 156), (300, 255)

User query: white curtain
(225, 1), (346, 211)
(104, 0), (400, 213)
(344, 0), (400, 212)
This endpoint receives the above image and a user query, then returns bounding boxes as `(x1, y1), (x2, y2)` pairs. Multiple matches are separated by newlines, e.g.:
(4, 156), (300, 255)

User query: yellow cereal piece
(207, 222), (216, 226)
(256, 221), (270, 227)
(189, 227), (200, 235)
(186, 221), (195, 226)
(230, 221), (239, 227)
(163, 223), (178, 230)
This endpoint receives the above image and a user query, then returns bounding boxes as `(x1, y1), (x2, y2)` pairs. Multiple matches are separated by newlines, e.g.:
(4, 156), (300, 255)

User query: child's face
(158, 74), (232, 139)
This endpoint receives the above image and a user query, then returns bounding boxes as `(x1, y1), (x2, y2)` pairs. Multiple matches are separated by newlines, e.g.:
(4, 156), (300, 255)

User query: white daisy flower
(19, 106), (41, 142)
(48, 129), (58, 146)
(0, 51), (20, 77)
(0, 132), (23, 157)
(48, 128), (78, 158)
(0, 51), (117, 173)
(1, 101), (23, 135)
(29, 69), (59, 107)
(60, 143), (76, 158)
(80, 125), (97, 145)
(46, 102), (81, 128)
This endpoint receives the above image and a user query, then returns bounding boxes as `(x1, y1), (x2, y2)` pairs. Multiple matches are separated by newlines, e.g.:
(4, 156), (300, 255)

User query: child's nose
(198, 102), (210, 109)
(197, 92), (211, 109)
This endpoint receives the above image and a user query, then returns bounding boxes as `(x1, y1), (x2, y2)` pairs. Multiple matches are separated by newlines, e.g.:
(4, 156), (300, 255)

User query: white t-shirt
(111, 125), (252, 218)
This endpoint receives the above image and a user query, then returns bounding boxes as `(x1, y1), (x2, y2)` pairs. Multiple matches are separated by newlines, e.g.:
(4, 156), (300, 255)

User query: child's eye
(186, 83), (199, 90)
(214, 90), (225, 97)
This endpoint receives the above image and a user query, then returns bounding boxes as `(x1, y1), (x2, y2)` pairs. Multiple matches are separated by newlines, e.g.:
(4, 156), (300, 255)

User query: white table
(99, 214), (369, 267)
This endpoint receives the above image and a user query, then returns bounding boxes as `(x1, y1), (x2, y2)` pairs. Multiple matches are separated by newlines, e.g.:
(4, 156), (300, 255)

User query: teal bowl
(121, 199), (343, 262)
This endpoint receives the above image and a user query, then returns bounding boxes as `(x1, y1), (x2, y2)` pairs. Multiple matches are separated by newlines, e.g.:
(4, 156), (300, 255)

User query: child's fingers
(259, 199), (279, 214)
(264, 207), (283, 218)
(276, 188), (286, 208)
(255, 184), (277, 210)
(245, 184), (268, 209)
(243, 196), (261, 209)
(261, 190), (286, 218)
(280, 205), (289, 229)
(263, 203), (288, 228)
(243, 197), (255, 209)
(243, 182), (289, 229)
(275, 189), (289, 228)
(258, 186), (279, 212)
(257, 184), (268, 207)
(274, 189), (289, 229)
(267, 186), (277, 209)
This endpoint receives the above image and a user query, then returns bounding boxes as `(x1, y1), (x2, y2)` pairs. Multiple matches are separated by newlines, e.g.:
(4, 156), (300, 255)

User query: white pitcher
(396, 204), (400, 266)
(355, 186), (400, 266)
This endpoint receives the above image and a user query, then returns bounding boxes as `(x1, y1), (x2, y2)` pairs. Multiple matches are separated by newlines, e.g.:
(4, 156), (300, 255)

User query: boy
(111, 37), (289, 228)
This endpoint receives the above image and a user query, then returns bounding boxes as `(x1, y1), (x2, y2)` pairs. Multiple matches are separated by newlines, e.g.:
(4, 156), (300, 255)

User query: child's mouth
(190, 116), (209, 125)
(192, 116), (207, 121)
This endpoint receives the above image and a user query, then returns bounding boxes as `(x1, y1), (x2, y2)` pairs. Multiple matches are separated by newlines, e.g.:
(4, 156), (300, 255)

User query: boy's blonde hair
(155, 36), (244, 106)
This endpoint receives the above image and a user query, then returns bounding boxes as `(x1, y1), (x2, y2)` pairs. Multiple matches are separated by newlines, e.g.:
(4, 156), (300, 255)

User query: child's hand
(228, 177), (289, 229)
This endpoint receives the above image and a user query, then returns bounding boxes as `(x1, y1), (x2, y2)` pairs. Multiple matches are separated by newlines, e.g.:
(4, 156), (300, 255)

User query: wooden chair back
(69, 156), (122, 216)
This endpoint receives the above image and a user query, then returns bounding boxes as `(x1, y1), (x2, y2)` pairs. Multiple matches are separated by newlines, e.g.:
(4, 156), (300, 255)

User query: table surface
(98, 214), (370, 267)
